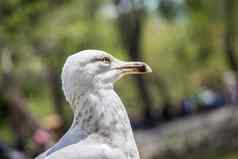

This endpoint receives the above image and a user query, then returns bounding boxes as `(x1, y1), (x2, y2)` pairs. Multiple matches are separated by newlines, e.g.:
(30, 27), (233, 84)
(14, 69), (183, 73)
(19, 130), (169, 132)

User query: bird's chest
(83, 134), (139, 159)
(70, 91), (139, 159)
(90, 119), (138, 159)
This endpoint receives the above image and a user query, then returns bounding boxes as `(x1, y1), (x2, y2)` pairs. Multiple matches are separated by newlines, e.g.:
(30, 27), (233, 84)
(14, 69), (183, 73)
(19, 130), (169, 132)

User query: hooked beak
(114, 61), (152, 75)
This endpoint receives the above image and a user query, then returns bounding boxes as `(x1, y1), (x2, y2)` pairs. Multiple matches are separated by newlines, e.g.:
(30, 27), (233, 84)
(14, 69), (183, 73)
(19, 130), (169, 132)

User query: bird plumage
(35, 50), (151, 159)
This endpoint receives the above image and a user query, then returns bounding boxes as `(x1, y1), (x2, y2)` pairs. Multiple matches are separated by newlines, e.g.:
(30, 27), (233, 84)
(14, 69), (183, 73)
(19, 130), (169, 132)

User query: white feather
(36, 50), (152, 159)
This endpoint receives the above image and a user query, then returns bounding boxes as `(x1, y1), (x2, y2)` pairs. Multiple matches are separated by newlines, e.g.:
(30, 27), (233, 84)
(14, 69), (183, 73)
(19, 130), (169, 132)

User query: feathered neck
(70, 88), (129, 133)
(47, 88), (140, 159)
(68, 88), (140, 159)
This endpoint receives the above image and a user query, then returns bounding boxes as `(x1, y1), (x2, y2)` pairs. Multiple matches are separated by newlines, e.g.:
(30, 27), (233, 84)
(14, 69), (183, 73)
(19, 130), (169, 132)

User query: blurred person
(32, 114), (63, 157)
(198, 86), (225, 110)
(179, 97), (197, 116)
(43, 114), (64, 140)
(0, 140), (27, 159)
(32, 129), (51, 157)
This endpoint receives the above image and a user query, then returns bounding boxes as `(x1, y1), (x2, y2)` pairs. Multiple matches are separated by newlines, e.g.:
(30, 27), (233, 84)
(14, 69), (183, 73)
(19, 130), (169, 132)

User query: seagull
(36, 50), (152, 159)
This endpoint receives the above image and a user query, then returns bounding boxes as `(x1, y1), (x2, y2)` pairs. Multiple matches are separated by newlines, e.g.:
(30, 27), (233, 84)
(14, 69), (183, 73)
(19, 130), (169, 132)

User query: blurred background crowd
(0, 0), (238, 159)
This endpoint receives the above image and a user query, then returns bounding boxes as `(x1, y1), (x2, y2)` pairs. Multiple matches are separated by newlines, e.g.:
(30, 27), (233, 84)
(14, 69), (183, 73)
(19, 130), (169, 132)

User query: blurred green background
(0, 0), (238, 159)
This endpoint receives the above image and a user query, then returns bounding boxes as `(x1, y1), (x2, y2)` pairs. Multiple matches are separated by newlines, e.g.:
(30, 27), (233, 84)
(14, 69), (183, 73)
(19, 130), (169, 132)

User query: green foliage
(0, 0), (236, 116)
(0, 1), (237, 158)
(158, 0), (181, 20)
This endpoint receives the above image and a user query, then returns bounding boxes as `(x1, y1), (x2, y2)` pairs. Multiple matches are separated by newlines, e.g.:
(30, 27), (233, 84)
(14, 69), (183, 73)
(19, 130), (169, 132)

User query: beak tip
(145, 64), (152, 73)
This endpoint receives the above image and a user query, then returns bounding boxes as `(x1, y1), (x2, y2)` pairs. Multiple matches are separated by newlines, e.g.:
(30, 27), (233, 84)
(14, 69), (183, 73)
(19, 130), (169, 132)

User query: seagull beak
(114, 61), (152, 75)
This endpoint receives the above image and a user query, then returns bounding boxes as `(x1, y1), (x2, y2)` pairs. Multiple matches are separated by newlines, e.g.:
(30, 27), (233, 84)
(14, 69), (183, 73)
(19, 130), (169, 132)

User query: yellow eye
(101, 57), (111, 64)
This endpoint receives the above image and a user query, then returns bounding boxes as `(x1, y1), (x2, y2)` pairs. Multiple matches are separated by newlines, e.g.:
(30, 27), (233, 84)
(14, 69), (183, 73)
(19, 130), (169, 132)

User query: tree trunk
(127, 40), (154, 122)
(224, 0), (238, 75)
(114, 0), (154, 122)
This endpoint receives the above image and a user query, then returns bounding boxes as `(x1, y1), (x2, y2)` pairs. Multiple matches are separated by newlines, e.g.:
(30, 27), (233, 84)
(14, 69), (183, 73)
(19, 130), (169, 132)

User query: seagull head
(62, 50), (152, 104)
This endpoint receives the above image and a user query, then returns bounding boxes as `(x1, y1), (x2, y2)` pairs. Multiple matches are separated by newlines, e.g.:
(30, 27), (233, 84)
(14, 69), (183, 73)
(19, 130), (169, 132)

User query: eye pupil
(102, 57), (111, 63)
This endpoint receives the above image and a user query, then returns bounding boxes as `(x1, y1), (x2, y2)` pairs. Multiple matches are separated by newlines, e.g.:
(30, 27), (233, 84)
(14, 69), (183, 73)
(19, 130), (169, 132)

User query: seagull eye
(101, 57), (111, 64)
